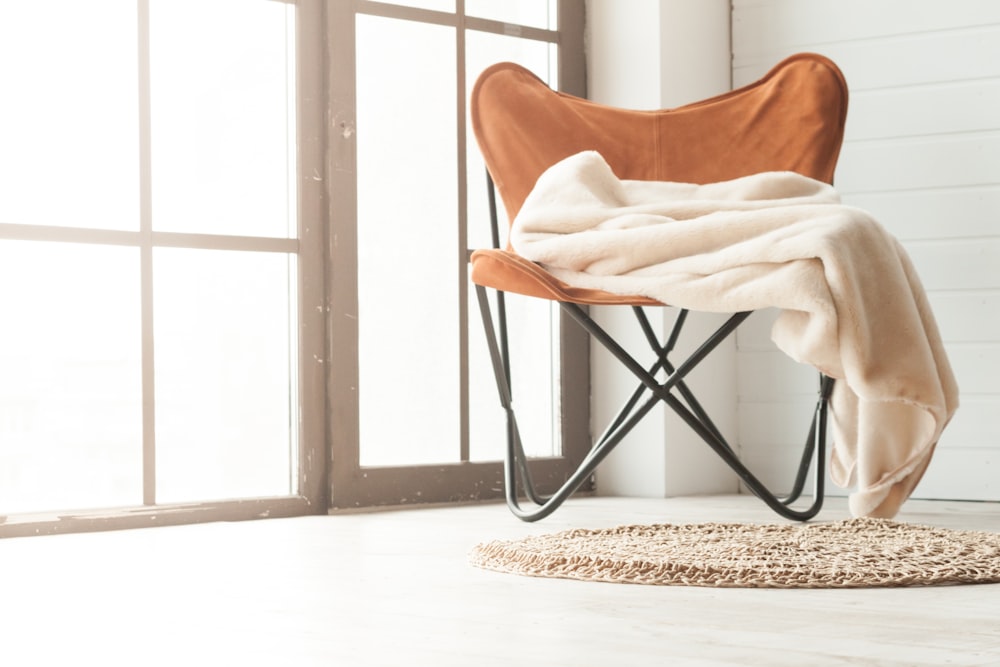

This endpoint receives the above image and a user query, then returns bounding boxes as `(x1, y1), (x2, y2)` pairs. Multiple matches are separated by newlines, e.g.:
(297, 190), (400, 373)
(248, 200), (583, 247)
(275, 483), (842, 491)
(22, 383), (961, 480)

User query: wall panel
(732, 0), (1000, 501)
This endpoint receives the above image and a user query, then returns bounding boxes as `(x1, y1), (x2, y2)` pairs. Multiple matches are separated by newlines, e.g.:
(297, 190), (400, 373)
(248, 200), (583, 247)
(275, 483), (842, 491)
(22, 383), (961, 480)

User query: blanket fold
(512, 151), (959, 518)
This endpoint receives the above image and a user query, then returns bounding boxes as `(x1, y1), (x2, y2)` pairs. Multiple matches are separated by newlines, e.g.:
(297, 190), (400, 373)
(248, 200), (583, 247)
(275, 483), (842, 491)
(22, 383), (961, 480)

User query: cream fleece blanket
(512, 151), (959, 518)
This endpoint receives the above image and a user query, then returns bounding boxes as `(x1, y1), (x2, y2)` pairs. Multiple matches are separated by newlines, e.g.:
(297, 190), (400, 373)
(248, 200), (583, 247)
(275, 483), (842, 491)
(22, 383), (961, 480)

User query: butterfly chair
(470, 52), (848, 522)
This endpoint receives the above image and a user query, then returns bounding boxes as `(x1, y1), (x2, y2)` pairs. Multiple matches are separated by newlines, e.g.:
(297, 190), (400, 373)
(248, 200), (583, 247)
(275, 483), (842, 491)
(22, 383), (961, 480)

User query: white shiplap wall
(731, 0), (1000, 501)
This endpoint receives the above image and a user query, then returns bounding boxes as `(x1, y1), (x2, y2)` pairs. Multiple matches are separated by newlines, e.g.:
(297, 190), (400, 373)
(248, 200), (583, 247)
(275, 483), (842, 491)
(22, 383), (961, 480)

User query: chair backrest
(470, 52), (849, 225)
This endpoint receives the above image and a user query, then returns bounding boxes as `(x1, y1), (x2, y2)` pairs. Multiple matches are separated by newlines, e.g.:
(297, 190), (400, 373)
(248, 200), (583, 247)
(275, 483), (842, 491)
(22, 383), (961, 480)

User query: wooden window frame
(327, 0), (589, 511)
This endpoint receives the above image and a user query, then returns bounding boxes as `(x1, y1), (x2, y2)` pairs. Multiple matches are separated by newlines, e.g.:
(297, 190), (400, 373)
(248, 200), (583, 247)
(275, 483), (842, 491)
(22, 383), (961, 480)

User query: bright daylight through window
(0, 0), (299, 518)
(355, 1), (563, 468)
(0, 0), (585, 524)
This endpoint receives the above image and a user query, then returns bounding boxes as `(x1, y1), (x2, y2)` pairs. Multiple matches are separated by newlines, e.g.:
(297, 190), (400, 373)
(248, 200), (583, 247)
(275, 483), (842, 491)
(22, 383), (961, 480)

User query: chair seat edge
(469, 248), (663, 306)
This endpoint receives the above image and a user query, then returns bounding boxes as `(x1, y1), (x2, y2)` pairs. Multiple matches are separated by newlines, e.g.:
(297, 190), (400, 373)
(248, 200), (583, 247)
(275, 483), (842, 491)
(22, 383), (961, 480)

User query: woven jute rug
(470, 518), (1000, 588)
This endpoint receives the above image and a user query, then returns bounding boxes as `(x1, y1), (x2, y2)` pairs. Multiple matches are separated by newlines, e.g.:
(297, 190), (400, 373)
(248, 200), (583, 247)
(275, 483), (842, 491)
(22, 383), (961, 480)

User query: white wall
(586, 0), (1000, 502)
(585, 0), (738, 497)
(731, 0), (1000, 501)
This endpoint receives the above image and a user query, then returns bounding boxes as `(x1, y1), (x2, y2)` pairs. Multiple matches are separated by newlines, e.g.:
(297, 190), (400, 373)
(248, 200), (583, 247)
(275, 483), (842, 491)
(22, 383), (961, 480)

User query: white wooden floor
(1, 495), (999, 666)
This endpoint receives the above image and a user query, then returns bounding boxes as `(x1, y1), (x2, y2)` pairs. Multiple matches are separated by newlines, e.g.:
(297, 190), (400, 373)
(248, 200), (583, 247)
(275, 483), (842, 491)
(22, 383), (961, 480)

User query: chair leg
(476, 283), (832, 522)
(563, 303), (831, 521)
(781, 374), (835, 505)
(475, 284), (613, 521)
(632, 307), (734, 451)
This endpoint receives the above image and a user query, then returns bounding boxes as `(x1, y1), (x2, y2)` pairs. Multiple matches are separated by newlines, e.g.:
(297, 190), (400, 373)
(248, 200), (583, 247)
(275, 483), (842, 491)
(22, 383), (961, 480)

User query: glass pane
(466, 32), (557, 249)
(149, 0), (295, 238)
(356, 15), (460, 466)
(0, 2), (138, 230)
(382, 0), (455, 12)
(154, 248), (294, 503)
(466, 33), (560, 461)
(467, 292), (561, 462)
(466, 0), (557, 30)
(0, 242), (142, 514)
(466, 30), (556, 105)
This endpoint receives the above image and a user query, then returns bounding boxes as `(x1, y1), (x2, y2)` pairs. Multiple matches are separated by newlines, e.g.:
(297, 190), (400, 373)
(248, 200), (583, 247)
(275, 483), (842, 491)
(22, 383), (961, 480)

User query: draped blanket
(511, 151), (959, 518)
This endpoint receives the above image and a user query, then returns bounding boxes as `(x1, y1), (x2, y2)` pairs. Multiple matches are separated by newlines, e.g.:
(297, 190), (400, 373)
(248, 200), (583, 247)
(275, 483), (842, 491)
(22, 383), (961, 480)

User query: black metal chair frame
(474, 173), (834, 523)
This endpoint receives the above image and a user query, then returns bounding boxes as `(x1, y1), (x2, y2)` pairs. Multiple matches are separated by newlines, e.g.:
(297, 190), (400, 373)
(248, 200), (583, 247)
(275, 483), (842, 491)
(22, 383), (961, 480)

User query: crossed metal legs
(475, 283), (833, 522)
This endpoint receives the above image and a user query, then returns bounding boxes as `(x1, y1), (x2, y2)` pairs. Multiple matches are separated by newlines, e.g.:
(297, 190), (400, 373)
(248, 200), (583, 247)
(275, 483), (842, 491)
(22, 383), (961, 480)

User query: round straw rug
(470, 518), (1000, 588)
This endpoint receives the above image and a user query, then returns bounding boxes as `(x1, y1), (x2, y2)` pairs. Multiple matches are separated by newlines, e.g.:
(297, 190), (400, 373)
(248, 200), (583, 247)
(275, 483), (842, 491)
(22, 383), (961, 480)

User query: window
(0, 0), (586, 535)
(328, 0), (588, 509)
(0, 0), (326, 536)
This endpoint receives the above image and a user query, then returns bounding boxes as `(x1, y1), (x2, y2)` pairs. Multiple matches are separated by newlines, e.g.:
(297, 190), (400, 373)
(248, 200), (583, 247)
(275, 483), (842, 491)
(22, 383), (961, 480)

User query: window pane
(154, 248), (294, 503)
(0, 2), (138, 230)
(0, 242), (142, 514)
(149, 0), (295, 238)
(356, 15), (460, 466)
(466, 33), (560, 461)
(382, 0), (455, 12)
(466, 0), (557, 30)
(465, 31), (557, 251)
(466, 30), (556, 100)
(467, 292), (561, 462)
